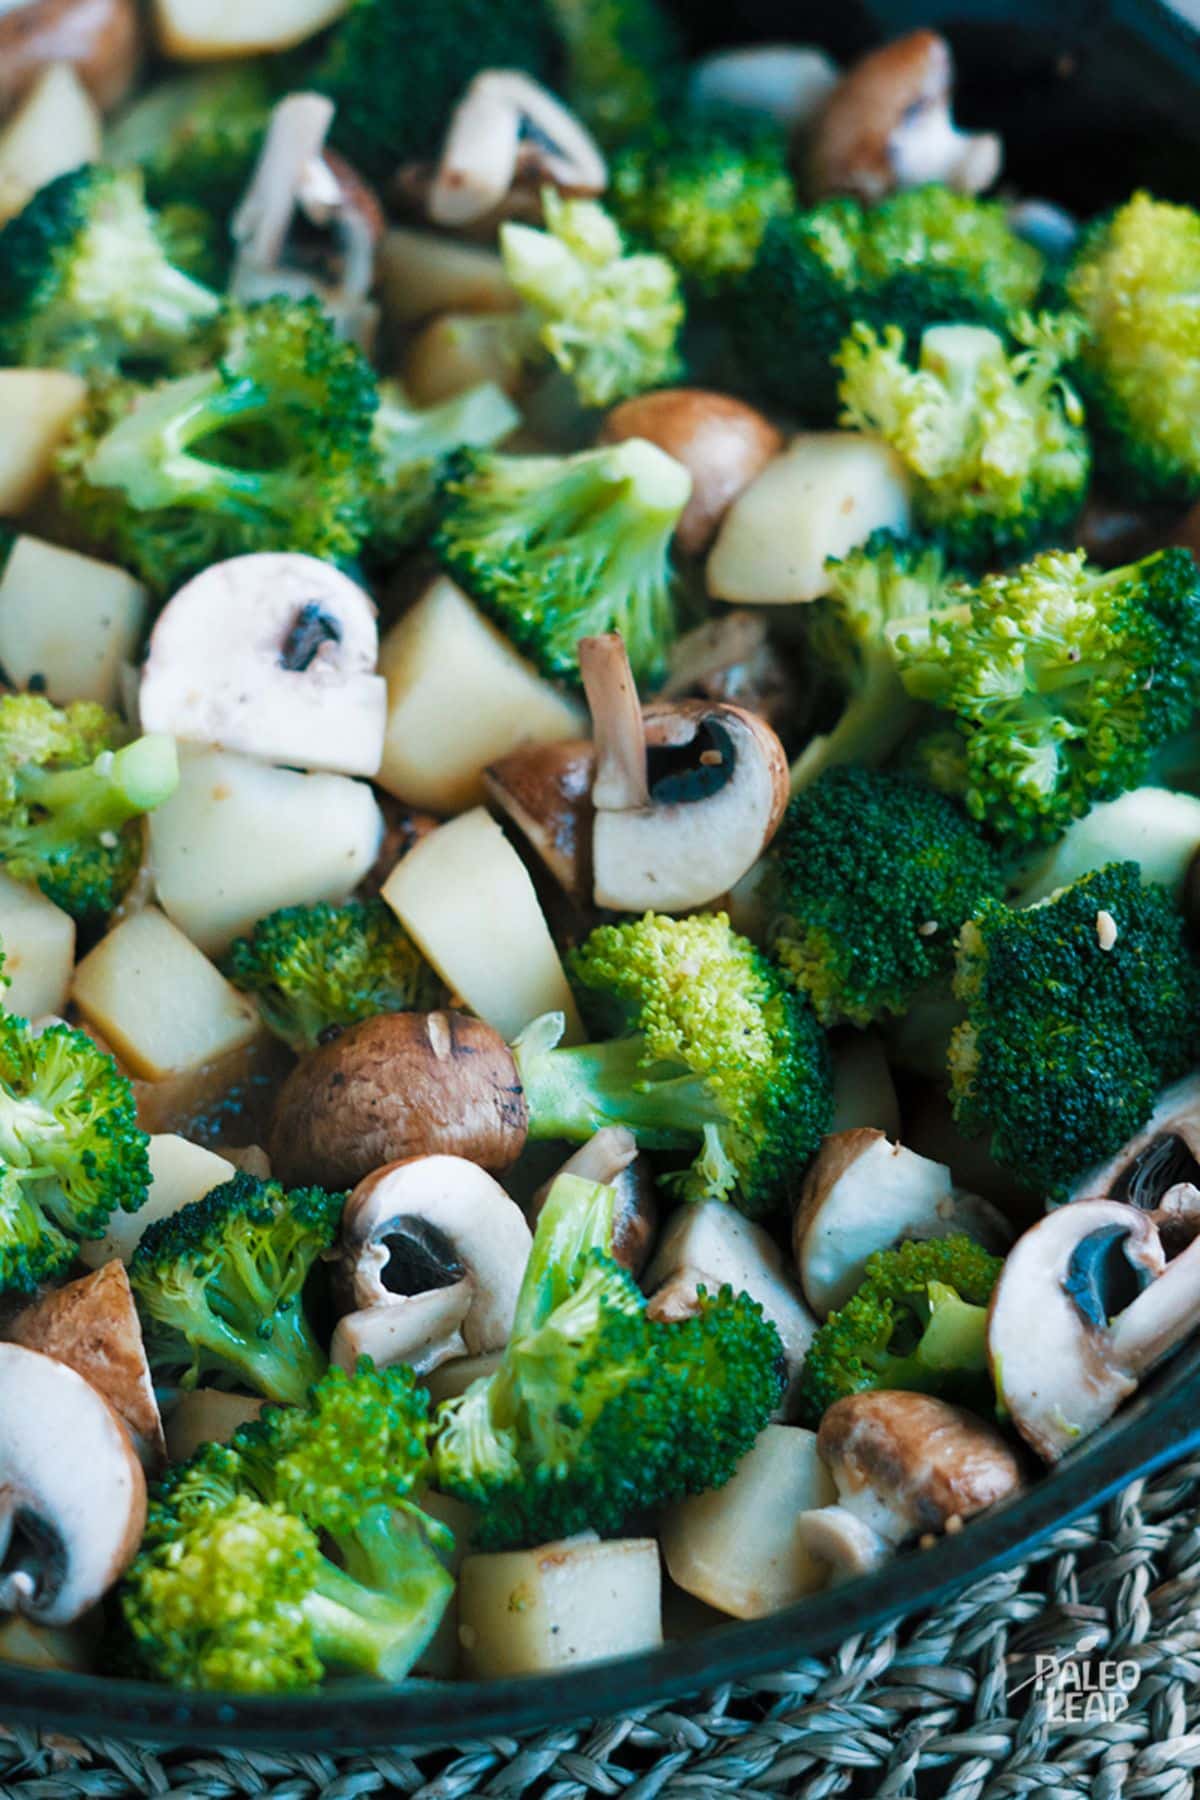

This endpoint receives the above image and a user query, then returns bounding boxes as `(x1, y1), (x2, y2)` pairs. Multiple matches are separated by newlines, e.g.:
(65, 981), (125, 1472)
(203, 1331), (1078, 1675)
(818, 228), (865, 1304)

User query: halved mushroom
(529, 1127), (657, 1276)
(483, 738), (595, 906)
(1065, 1074), (1200, 1254)
(794, 1131), (1011, 1318)
(987, 1199), (1200, 1461)
(580, 633), (789, 914)
(660, 611), (800, 738)
(806, 31), (1001, 202)
(0, 0), (141, 120)
(795, 1390), (1022, 1580)
(0, 1344), (146, 1626)
(139, 552), (387, 778)
(425, 71), (606, 229)
(329, 1155), (532, 1376)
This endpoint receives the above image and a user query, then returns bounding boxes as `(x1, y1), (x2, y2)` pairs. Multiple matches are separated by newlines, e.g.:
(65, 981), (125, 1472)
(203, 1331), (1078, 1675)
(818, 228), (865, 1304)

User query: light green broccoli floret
(368, 380), (520, 564)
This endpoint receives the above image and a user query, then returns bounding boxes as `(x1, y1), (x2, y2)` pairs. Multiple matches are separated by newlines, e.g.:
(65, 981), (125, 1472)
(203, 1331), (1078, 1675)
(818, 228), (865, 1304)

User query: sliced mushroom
(0, 1344), (146, 1625)
(0, 0), (141, 119)
(806, 31), (1001, 202)
(7, 1262), (165, 1470)
(139, 553), (388, 778)
(795, 1390), (1022, 1580)
(660, 611), (799, 738)
(794, 1131), (1011, 1318)
(1066, 1074), (1200, 1254)
(580, 632), (789, 914)
(529, 1128), (657, 1276)
(270, 1010), (528, 1191)
(483, 738), (595, 905)
(987, 1200), (1200, 1461)
(329, 1154), (532, 1377)
(644, 1201), (815, 1415)
(426, 70), (606, 229)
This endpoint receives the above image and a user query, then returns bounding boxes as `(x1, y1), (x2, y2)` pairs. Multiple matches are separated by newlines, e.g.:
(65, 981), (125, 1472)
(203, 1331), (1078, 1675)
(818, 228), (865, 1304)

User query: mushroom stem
(232, 92), (334, 276)
(549, 1125), (638, 1188)
(1109, 1231), (1200, 1374)
(429, 70), (607, 227)
(579, 633), (649, 812)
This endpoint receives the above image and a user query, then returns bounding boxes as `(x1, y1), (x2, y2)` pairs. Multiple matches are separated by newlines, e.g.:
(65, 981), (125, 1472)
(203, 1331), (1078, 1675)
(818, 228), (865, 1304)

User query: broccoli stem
(303, 1555), (442, 1682)
(517, 1032), (726, 1153)
(789, 651), (920, 793)
(183, 1295), (327, 1406)
(511, 1172), (618, 1337)
(336, 1507), (454, 1674)
(17, 734), (179, 848)
(85, 369), (289, 513)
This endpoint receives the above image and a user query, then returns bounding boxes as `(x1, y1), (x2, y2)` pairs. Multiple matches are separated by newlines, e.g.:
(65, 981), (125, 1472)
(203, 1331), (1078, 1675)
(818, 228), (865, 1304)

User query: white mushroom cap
(0, 1344), (146, 1626)
(139, 553), (387, 777)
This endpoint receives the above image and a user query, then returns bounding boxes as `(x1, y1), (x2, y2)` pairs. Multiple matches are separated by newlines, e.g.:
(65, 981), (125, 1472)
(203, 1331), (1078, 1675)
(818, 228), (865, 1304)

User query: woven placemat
(3, 1451), (1200, 1800)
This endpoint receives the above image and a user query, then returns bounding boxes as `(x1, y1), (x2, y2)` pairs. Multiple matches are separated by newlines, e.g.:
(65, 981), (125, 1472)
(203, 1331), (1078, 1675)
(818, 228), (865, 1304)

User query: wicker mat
(3, 1452), (1200, 1800)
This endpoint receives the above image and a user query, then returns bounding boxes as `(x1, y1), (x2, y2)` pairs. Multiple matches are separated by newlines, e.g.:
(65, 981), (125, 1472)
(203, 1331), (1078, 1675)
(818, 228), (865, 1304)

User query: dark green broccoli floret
(609, 111), (794, 293)
(794, 1235), (1003, 1425)
(0, 166), (219, 373)
(836, 316), (1090, 569)
(222, 899), (442, 1054)
(56, 297), (380, 596)
(892, 547), (1200, 844)
(129, 1172), (344, 1404)
(107, 64), (274, 230)
(367, 380), (520, 565)
(949, 863), (1200, 1196)
(514, 911), (831, 1218)
(1065, 192), (1200, 503)
(318, 0), (558, 182)
(725, 185), (1044, 421)
(434, 1170), (783, 1547)
(0, 694), (179, 923)
(768, 767), (1004, 1028)
(0, 1013), (149, 1294)
(434, 440), (689, 686)
(546, 0), (684, 144)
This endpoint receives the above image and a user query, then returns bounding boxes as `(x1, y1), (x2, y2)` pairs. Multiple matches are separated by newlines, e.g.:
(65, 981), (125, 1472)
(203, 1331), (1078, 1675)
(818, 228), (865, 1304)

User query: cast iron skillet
(7, 0), (1200, 1752)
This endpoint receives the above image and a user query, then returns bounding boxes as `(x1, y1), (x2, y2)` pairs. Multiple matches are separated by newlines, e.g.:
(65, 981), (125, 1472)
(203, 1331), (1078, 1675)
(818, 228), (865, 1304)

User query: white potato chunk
(707, 433), (911, 603)
(72, 907), (262, 1079)
(81, 1135), (237, 1267)
(831, 1031), (902, 1139)
(377, 576), (584, 814)
(0, 369), (88, 515)
(379, 229), (518, 327)
(0, 65), (102, 223)
(164, 1389), (265, 1463)
(459, 1535), (662, 1677)
(0, 535), (148, 706)
(153, 0), (350, 58)
(383, 807), (583, 1043)
(660, 1426), (836, 1618)
(403, 313), (524, 407)
(149, 747), (383, 956)
(0, 872), (75, 1020)
(414, 1487), (474, 1678)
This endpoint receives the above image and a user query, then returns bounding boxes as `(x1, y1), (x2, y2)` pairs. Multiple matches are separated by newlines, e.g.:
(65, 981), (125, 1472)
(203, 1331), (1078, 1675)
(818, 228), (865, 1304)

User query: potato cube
(378, 229), (518, 327)
(414, 1488), (475, 1678)
(459, 1536), (662, 1677)
(377, 577), (584, 814)
(71, 907), (261, 1079)
(660, 1425), (836, 1619)
(164, 1389), (265, 1464)
(0, 65), (102, 223)
(0, 872), (75, 1020)
(403, 313), (524, 407)
(382, 806), (583, 1043)
(0, 370), (88, 516)
(0, 535), (148, 706)
(148, 747), (383, 956)
(153, 0), (351, 58)
(81, 1134), (237, 1267)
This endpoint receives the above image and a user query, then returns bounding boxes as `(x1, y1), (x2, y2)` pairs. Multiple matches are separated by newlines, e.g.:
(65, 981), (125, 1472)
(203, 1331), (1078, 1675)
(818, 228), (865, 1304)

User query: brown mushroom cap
(269, 1010), (527, 1190)
(600, 391), (782, 557)
(484, 738), (595, 904)
(0, 0), (141, 119)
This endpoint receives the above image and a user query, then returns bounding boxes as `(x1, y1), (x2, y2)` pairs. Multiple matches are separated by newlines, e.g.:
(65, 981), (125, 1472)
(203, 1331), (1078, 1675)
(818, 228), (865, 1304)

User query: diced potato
(831, 1031), (901, 1139)
(377, 576), (584, 814)
(0, 535), (148, 706)
(424, 1350), (504, 1408)
(379, 228), (519, 327)
(707, 433), (911, 604)
(0, 872), (75, 1019)
(153, 0), (350, 58)
(660, 1426), (836, 1619)
(459, 1535), (662, 1677)
(414, 1488), (474, 1678)
(0, 369), (88, 516)
(383, 807), (583, 1043)
(0, 1615), (96, 1673)
(81, 1134), (236, 1267)
(149, 747), (383, 957)
(72, 907), (261, 1080)
(403, 313), (524, 407)
(0, 65), (102, 223)
(164, 1389), (265, 1464)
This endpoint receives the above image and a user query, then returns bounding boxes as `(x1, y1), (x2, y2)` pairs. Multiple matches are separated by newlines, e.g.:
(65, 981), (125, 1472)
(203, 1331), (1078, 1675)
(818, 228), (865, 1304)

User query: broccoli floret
(546, 0), (684, 145)
(0, 694), (179, 923)
(222, 899), (442, 1055)
(106, 64), (274, 229)
(951, 864), (1200, 1196)
(368, 380), (520, 566)
(789, 531), (961, 792)
(500, 191), (685, 409)
(836, 316), (1089, 570)
(768, 767), (1004, 1028)
(609, 112), (794, 294)
(794, 1235), (1002, 1425)
(514, 912), (831, 1218)
(0, 167), (219, 373)
(892, 547), (1200, 844)
(726, 185), (1045, 421)
(57, 297), (380, 596)
(318, 0), (558, 182)
(1065, 192), (1200, 503)
(434, 439), (689, 686)
(434, 1170), (783, 1547)
(129, 1172), (344, 1404)
(0, 1013), (148, 1295)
